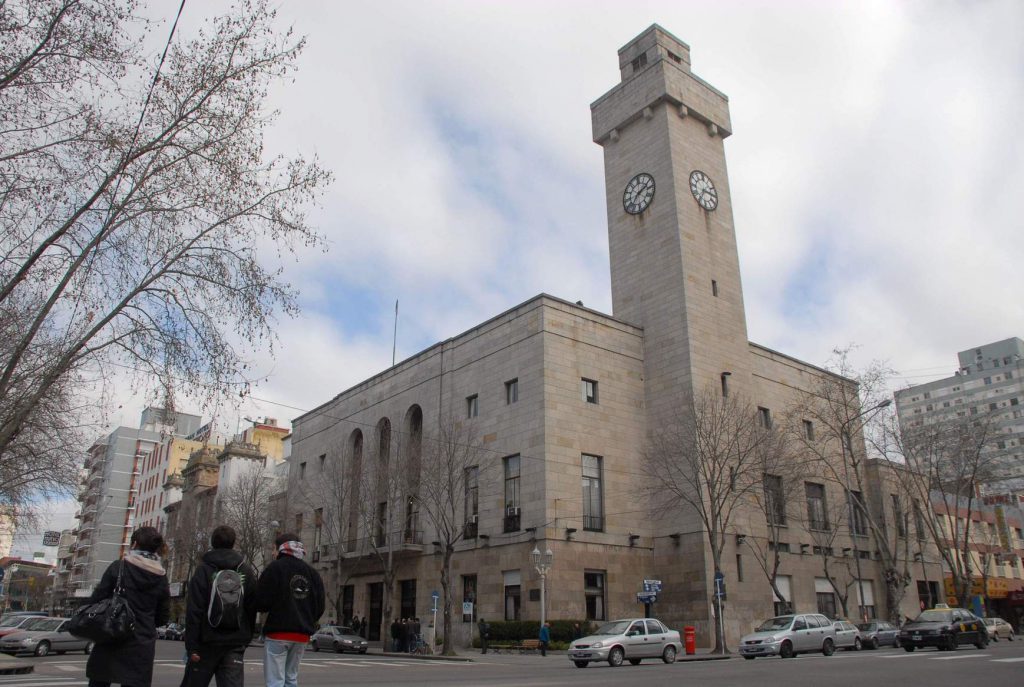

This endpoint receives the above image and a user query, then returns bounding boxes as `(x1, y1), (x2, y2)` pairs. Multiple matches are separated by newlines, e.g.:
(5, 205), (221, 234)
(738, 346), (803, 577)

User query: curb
(379, 650), (473, 662)
(0, 655), (33, 675)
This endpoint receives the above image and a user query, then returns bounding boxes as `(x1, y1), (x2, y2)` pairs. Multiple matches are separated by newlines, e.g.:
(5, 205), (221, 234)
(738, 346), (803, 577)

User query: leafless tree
(792, 347), (911, 624)
(415, 415), (489, 656)
(166, 494), (214, 589)
(892, 411), (1002, 608)
(793, 479), (857, 618)
(640, 387), (782, 653)
(0, 1), (330, 507)
(217, 460), (277, 572)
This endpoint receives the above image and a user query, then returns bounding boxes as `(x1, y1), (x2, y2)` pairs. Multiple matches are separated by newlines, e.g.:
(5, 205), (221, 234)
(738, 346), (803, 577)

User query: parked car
(157, 623), (184, 640)
(857, 619), (900, 649)
(0, 614), (45, 639)
(309, 626), (369, 654)
(832, 620), (863, 650)
(0, 611), (47, 625)
(899, 607), (988, 651)
(983, 617), (1015, 641)
(568, 618), (682, 667)
(0, 617), (93, 656)
(739, 613), (838, 659)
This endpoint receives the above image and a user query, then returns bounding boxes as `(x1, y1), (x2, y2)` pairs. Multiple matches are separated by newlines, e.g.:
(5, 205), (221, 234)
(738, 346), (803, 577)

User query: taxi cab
(899, 605), (988, 652)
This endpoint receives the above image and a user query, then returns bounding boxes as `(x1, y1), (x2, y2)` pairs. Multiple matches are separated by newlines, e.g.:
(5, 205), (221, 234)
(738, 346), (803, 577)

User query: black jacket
(85, 556), (170, 687)
(255, 553), (324, 636)
(185, 548), (259, 653)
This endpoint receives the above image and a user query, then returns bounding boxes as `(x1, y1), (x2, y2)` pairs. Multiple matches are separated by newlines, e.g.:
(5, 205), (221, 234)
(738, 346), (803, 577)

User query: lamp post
(840, 398), (892, 621)
(531, 546), (553, 626)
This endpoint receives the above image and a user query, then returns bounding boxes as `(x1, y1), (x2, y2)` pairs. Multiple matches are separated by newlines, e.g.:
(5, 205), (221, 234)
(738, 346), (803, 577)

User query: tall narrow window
(464, 466), (479, 526)
(582, 378), (599, 404)
(582, 454), (604, 531)
(758, 407), (773, 429)
(503, 455), (521, 532)
(375, 502), (387, 547)
(466, 394), (478, 418)
(763, 473), (786, 525)
(720, 372), (730, 398)
(711, 279), (719, 297)
(913, 499), (926, 540)
(848, 490), (868, 536)
(892, 494), (906, 538)
(299, 462), (307, 479)
(584, 571), (606, 620)
(806, 482), (828, 531)
(294, 512), (304, 534)
(802, 420), (815, 441)
(503, 570), (521, 620)
(462, 575), (477, 622)
(505, 378), (519, 404)
(318, 453), (326, 471)
(313, 508), (323, 556)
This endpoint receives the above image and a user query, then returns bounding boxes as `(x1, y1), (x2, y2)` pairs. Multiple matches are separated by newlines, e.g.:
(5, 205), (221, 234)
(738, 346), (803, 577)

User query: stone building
(288, 25), (939, 647)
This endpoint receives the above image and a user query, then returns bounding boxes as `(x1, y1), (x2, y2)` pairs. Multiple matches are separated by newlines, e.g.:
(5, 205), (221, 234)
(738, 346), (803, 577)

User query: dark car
(857, 620), (900, 649)
(899, 607), (988, 652)
(309, 626), (368, 654)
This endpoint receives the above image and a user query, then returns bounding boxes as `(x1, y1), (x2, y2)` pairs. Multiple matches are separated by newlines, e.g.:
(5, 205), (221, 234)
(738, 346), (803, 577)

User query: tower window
(758, 407), (773, 429)
(466, 394), (479, 418)
(631, 53), (647, 72)
(712, 280), (719, 297)
(582, 378), (599, 404)
(506, 378), (519, 404)
(720, 372), (730, 398)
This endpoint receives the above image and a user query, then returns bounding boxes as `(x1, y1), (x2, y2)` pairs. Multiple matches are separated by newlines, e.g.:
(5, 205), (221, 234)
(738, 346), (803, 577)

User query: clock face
(689, 170), (718, 211)
(623, 173), (656, 215)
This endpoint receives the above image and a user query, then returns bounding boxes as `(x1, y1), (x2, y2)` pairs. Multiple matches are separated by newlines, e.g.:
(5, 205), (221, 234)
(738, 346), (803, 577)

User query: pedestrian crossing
(0, 676), (85, 687)
(790, 649), (1024, 666)
(302, 656), (474, 668)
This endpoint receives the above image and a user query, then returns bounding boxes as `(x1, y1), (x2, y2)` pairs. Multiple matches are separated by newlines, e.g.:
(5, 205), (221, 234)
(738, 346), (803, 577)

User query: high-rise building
(895, 338), (1024, 490)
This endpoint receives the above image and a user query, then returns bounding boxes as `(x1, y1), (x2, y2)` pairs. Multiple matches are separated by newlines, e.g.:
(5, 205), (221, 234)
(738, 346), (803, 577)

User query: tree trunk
(441, 547), (454, 655)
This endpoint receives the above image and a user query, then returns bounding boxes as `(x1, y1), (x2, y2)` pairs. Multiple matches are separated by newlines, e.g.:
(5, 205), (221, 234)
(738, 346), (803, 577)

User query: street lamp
(840, 398), (892, 621)
(531, 546), (553, 626)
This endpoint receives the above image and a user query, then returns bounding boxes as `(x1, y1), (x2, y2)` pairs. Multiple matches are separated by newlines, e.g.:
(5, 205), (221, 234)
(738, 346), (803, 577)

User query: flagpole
(392, 299), (399, 367)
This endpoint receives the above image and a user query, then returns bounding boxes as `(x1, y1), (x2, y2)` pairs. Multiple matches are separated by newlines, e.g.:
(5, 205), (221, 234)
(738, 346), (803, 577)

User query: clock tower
(591, 25), (753, 424)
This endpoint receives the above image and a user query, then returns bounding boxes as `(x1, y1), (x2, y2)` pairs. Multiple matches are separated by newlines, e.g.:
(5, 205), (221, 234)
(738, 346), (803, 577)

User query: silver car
(832, 620), (863, 650)
(739, 613), (837, 659)
(0, 617), (93, 657)
(568, 618), (682, 667)
(983, 617), (1015, 641)
(309, 625), (369, 654)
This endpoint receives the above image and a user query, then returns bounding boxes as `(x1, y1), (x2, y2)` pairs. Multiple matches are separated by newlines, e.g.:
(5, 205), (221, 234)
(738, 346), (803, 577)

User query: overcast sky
(15, 0), (1024, 556)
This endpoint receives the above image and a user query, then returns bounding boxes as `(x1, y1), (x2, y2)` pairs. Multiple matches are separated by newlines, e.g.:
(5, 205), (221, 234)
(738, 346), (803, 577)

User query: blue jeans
(264, 638), (306, 687)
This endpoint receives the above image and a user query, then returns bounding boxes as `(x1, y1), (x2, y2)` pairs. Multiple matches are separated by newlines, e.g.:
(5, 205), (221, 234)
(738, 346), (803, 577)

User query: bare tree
(893, 412), (1001, 608)
(217, 461), (276, 572)
(793, 479), (857, 618)
(165, 493), (214, 611)
(640, 387), (780, 653)
(792, 347), (910, 623)
(0, 1), (330, 499)
(415, 415), (488, 656)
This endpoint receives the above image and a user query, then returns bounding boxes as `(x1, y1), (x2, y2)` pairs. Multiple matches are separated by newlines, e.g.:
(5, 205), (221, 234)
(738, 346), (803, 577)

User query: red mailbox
(683, 626), (696, 655)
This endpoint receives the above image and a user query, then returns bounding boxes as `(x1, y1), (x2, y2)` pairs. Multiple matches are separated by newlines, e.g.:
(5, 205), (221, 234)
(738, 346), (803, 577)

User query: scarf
(126, 549), (166, 575)
(278, 540), (306, 560)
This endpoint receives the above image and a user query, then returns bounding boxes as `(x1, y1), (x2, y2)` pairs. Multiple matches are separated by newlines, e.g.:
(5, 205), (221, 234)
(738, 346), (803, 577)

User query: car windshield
(915, 610), (953, 623)
(0, 616), (28, 628)
(594, 621), (632, 635)
(21, 617), (52, 630)
(337, 627), (354, 635)
(27, 618), (62, 632)
(756, 616), (794, 632)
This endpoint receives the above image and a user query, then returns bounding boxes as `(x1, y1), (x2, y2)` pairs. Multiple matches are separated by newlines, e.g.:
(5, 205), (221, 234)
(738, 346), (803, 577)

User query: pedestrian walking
(539, 622), (550, 656)
(181, 525), (259, 687)
(352, 615), (361, 637)
(572, 622), (583, 641)
(413, 618), (422, 651)
(85, 526), (170, 687)
(256, 533), (325, 687)
(478, 617), (490, 654)
(390, 619), (400, 652)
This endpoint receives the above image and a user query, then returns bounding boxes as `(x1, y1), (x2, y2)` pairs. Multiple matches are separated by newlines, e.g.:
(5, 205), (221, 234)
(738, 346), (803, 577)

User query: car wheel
(975, 636), (988, 650)
(34, 641), (50, 657)
(893, 637), (900, 649)
(945, 635), (957, 652)
(853, 638), (862, 651)
(312, 642), (319, 652)
(662, 645), (677, 664)
(904, 645), (915, 652)
(628, 658), (641, 666)
(743, 655), (756, 660)
(573, 660), (589, 668)
(358, 649), (367, 654)
(333, 642), (342, 654)
(779, 640), (794, 659)
(84, 642), (94, 655)
(608, 647), (624, 667)
(822, 638), (835, 656)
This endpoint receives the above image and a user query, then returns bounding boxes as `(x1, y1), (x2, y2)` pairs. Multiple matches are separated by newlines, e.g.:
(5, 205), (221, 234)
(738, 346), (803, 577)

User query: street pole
(840, 399), (891, 622)
(531, 546), (553, 627)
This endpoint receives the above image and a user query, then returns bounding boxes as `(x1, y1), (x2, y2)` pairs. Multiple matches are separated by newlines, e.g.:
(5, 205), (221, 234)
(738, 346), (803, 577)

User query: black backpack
(207, 565), (244, 630)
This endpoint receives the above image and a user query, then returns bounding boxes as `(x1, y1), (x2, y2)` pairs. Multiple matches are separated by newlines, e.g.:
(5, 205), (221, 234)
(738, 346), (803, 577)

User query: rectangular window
(806, 482), (828, 531)
(773, 575), (792, 615)
(400, 579), (416, 620)
(503, 570), (521, 621)
(503, 455), (521, 532)
(375, 502), (387, 547)
(816, 578), (838, 618)
(462, 575), (477, 622)
(892, 495), (906, 538)
(318, 453), (326, 471)
(582, 378), (599, 404)
(711, 279), (719, 297)
(849, 490), (868, 536)
(313, 508), (323, 555)
(631, 52), (647, 71)
(857, 580), (876, 620)
(985, 377), (992, 385)
(294, 512), (304, 534)
(736, 553), (744, 582)
(464, 466), (479, 524)
(763, 473), (786, 526)
(466, 394), (479, 418)
(584, 571), (606, 620)
(582, 454), (604, 531)
(299, 462), (307, 479)
(758, 406), (773, 429)
(803, 420), (815, 441)
(505, 378), (519, 404)
(341, 585), (354, 624)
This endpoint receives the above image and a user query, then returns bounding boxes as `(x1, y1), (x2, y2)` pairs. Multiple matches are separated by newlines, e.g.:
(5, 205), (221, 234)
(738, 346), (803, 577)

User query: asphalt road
(8, 637), (1024, 687)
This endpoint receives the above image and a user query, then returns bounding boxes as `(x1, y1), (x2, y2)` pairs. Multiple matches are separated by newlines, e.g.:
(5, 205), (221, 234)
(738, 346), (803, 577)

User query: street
(7, 639), (1024, 687)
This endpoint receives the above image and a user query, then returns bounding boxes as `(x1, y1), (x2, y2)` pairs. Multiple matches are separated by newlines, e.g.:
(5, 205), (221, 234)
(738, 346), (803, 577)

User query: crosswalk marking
(929, 654), (990, 660)
(992, 657), (1024, 663)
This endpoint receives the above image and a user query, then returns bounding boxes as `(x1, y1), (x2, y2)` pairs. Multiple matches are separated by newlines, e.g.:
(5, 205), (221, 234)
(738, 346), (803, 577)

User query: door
(623, 621), (648, 657)
(645, 620), (668, 656)
(793, 616), (815, 651)
(368, 582), (383, 642)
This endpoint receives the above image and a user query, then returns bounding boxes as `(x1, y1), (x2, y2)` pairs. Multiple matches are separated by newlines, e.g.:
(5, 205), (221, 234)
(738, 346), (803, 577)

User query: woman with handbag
(86, 526), (170, 687)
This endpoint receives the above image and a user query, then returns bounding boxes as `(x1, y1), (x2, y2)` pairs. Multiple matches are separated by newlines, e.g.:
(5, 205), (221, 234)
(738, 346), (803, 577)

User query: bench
(516, 639), (542, 654)
(488, 643), (516, 654)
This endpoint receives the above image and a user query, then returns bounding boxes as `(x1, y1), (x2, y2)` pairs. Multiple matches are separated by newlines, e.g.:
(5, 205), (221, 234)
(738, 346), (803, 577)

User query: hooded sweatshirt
(185, 548), (259, 653)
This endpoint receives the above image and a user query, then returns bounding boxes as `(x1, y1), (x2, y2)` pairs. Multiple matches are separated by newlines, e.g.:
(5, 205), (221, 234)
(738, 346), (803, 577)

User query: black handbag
(68, 559), (136, 643)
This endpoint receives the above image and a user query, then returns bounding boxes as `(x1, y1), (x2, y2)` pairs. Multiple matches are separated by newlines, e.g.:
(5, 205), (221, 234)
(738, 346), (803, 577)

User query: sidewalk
(0, 654), (33, 675)
(374, 645), (732, 663)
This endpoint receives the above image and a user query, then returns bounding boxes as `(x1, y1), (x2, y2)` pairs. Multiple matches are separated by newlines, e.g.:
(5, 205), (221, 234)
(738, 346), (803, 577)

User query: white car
(739, 613), (838, 659)
(568, 618), (682, 667)
(832, 620), (863, 650)
(983, 617), (1015, 641)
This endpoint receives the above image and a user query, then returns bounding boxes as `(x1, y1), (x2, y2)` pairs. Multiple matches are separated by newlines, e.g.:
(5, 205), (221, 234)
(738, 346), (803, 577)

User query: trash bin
(684, 626), (696, 655)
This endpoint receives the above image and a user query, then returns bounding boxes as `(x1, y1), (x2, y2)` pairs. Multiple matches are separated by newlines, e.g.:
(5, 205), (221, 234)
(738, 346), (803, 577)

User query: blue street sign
(714, 571), (725, 583)
(637, 592), (657, 604)
(431, 590), (440, 601)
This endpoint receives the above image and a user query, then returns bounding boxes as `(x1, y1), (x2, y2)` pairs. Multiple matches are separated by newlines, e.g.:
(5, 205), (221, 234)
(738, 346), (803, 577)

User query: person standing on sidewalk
(538, 622), (550, 656)
(182, 525), (258, 687)
(478, 618), (490, 654)
(256, 533), (325, 687)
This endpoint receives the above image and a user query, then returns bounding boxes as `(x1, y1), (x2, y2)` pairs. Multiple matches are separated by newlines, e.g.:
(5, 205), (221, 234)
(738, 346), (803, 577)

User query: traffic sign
(643, 579), (663, 593)
(431, 590), (440, 601)
(637, 592), (657, 604)
(462, 601), (473, 615)
(714, 571), (725, 583)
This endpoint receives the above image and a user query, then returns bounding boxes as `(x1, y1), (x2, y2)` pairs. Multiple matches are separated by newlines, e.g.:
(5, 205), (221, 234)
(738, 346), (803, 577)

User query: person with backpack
(182, 525), (258, 687)
(256, 533), (324, 687)
(538, 622), (550, 657)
